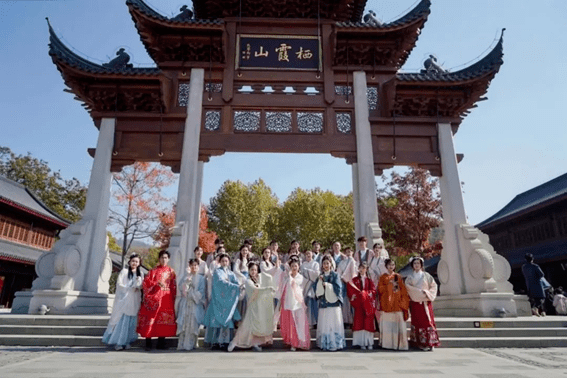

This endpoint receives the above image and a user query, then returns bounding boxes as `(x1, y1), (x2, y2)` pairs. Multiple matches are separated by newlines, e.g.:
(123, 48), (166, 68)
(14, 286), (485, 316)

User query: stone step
(437, 327), (567, 338)
(2, 334), (567, 349)
(2, 323), (565, 339)
(0, 325), (107, 336)
(3, 315), (567, 328)
(433, 317), (567, 329)
(0, 315), (109, 327)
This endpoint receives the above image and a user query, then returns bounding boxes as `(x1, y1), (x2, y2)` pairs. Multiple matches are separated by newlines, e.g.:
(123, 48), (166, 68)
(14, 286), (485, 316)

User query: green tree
(276, 188), (355, 250)
(0, 146), (86, 222)
(208, 179), (279, 253)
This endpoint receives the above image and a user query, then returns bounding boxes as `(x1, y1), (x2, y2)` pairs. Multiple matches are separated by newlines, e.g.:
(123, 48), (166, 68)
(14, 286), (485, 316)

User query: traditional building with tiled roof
(477, 173), (567, 294)
(0, 176), (69, 309)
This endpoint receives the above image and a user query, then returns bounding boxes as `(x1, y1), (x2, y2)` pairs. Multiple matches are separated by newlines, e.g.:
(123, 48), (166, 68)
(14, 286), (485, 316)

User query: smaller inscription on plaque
(236, 34), (322, 71)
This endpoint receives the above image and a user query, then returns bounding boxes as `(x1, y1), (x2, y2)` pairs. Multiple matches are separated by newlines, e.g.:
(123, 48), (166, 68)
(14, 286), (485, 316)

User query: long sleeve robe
(347, 275), (376, 333)
(176, 272), (206, 350)
(137, 265), (177, 338)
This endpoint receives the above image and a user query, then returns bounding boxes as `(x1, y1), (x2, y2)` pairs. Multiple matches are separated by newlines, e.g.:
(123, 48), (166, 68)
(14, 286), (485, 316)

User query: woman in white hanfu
(336, 247), (357, 326)
(274, 256), (311, 350)
(405, 257), (440, 351)
(177, 259), (207, 351)
(260, 247), (275, 273)
(300, 249), (320, 328)
(102, 254), (143, 350)
(228, 261), (276, 352)
(233, 245), (251, 318)
(369, 240), (389, 323)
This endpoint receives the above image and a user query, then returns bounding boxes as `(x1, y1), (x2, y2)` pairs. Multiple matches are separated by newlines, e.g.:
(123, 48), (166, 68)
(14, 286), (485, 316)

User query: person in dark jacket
(521, 253), (548, 316)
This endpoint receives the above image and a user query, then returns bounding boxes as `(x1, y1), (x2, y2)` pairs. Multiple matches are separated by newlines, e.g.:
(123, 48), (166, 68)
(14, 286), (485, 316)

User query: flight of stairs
(1, 314), (566, 348)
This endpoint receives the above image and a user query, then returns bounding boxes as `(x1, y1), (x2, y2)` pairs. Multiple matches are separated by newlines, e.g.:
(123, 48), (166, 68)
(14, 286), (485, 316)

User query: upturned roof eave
(396, 28), (505, 85)
(336, 0), (431, 32)
(47, 18), (161, 79)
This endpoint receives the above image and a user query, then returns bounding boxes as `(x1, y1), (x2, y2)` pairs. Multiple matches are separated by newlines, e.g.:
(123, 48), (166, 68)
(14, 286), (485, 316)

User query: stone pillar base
(433, 293), (532, 317)
(11, 291), (34, 314)
(27, 290), (115, 315)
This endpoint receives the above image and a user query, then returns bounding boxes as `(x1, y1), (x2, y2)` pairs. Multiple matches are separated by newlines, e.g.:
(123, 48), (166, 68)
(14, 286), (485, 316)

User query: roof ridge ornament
(363, 10), (382, 27)
(102, 48), (134, 69)
(421, 54), (447, 74)
(171, 5), (194, 22)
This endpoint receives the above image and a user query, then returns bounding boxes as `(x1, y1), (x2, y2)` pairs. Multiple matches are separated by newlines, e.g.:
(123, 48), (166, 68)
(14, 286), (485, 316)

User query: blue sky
(1, 0), (566, 226)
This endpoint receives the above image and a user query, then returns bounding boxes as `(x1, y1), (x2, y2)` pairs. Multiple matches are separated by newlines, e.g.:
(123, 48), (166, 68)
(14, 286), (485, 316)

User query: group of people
(102, 236), (441, 352)
(522, 253), (567, 316)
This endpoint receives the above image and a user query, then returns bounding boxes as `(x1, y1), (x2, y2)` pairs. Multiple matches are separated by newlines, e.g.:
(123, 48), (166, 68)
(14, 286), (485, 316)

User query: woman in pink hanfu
(273, 256), (311, 351)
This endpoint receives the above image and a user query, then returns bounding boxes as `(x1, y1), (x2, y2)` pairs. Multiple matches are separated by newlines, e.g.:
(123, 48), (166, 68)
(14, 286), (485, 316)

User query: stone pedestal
(17, 118), (115, 314)
(28, 290), (114, 315)
(168, 68), (205, 280)
(353, 71), (381, 244)
(434, 293), (531, 317)
(435, 122), (530, 316)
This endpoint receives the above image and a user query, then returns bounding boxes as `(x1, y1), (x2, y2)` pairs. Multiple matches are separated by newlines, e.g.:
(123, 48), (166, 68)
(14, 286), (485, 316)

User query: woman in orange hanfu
(137, 250), (177, 350)
(378, 258), (409, 350)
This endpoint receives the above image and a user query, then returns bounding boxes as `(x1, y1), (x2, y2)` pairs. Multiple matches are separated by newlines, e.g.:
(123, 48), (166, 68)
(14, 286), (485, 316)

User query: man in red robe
(347, 262), (376, 349)
(137, 250), (177, 350)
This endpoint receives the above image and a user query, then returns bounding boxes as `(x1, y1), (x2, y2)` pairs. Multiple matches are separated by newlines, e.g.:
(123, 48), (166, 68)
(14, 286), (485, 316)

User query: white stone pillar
(351, 162), (362, 240)
(84, 118), (115, 293)
(190, 161), (205, 256)
(437, 123), (467, 295)
(23, 118), (115, 314)
(434, 122), (531, 316)
(168, 68), (204, 279)
(353, 71), (381, 243)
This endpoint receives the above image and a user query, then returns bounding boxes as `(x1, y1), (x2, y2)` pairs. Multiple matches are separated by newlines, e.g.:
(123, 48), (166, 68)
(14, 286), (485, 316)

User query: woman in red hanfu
(405, 257), (440, 351)
(137, 250), (177, 350)
(347, 262), (376, 350)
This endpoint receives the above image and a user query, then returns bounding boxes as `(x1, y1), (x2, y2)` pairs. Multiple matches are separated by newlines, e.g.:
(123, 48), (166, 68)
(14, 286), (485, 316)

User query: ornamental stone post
(434, 122), (531, 317)
(353, 71), (381, 245)
(18, 118), (116, 314)
(168, 68), (205, 282)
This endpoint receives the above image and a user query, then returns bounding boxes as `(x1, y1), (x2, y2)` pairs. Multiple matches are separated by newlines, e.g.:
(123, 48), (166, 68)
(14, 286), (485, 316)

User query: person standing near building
(137, 250), (177, 350)
(405, 257), (440, 351)
(315, 254), (345, 351)
(176, 259), (206, 351)
(378, 258), (410, 350)
(522, 253), (548, 316)
(102, 254), (143, 350)
(203, 253), (242, 350)
(347, 262), (376, 350)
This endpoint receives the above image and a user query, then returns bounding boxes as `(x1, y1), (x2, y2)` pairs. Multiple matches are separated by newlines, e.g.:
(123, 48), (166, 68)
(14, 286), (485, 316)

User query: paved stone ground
(1, 346), (567, 378)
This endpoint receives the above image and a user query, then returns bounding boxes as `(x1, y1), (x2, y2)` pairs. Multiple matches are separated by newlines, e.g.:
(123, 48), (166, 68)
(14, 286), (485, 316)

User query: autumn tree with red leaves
(377, 167), (443, 262)
(153, 204), (217, 253)
(108, 162), (175, 266)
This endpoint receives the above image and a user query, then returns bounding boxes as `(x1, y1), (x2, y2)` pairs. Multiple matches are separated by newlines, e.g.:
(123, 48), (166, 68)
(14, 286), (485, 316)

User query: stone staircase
(1, 314), (566, 348)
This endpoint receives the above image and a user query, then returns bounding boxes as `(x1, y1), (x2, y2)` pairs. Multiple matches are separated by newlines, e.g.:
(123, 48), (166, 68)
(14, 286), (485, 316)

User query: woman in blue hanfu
(315, 254), (345, 351)
(176, 259), (207, 351)
(203, 253), (242, 350)
(228, 261), (276, 352)
(102, 254), (143, 350)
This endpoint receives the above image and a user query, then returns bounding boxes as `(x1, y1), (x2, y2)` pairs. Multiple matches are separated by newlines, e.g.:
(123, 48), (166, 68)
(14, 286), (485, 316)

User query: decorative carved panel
(178, 83), (190, 107)
(266, 111), (292, 132)
(336, 112), (352, 134)
(234, 110), (261, 132)
(204, 110), (221, 131)
(367, 86), (378, 110)
(297, 112), (323, 133)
